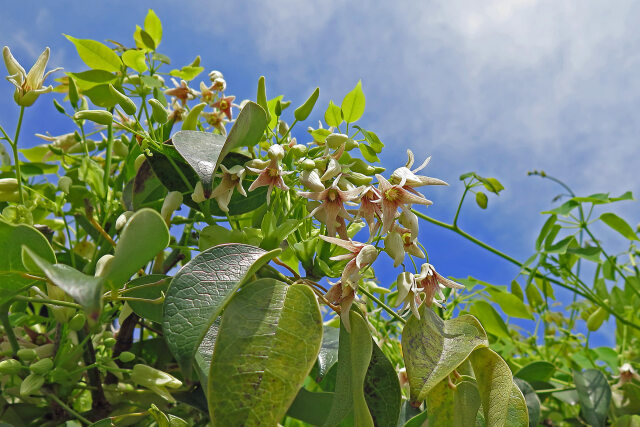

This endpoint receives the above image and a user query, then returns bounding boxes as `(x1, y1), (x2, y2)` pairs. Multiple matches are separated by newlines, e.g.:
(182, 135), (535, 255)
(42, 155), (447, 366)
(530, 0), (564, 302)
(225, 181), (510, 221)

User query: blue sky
(2, 1), (639, 345)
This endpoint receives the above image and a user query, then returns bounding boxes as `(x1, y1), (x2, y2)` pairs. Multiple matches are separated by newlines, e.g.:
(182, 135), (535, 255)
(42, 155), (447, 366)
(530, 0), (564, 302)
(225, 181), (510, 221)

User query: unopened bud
(161, 191), (183, 224)
(69, 313), (86, 331)
(134, 154), (146, 172)
(267, 144), (285, 161)
(119, 351), (136, 363)
(0, 178), (19, 192)
(17, 348), (37, 362)
(326, 133), (349, 149)
(58, 176), (72, 194)
(246, 159), (269, 169)
(384, 232), (405, 268)
(74, 110), (113, 126)
(108, 84), (137, 116)
(356, 245), (378, 268)
(347, 171), (372, 186)
(399, 210), (419, 241)
(300, 159), (316, 171)
(320, 158), (341, 181)
(116, 211), (134, 231)
(148, 99), (169, 124)
(191, 181), (207, 203)
(131, 364), (182, 389)
(95, 254), (114, 277)
(290, 144), (308, 158)
(278, 120), (289, 137)
(20, 373), (44, 396)
(29, 358), (53, 375)
(0, 359), (23, 375)
(300, 170), (324, 192)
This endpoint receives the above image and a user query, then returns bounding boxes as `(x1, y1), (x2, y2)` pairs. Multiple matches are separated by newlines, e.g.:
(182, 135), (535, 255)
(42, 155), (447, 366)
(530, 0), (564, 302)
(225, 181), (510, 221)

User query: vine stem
(46, 391), (92, 425)
(358, 285), (406, 324)
(0, 303), (19, 355)
(411, 209), (640, 331)
(13, 295), (82, 310)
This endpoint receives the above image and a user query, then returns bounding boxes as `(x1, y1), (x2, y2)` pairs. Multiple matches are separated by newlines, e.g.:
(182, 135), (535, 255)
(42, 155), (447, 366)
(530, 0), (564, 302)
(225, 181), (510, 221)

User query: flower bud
(131, 364), (182, 389)
(20, 373), (44, 396)
(326, 133), (349, 149)
(267, 144), (285, 161)
(0, 359), (23, 375)
(356, 245), (378, 268)
(399, 210), (419, 241)
(349, 158), (377, 175)
(161, 191), (183, 224)
(17, 348), (37, 362)
(384, 232), (405, 267)
(74, 110), (114, 126)
(300, 170), (324, 192)
(290, 144), (308, 158)
(246, 159), (269, 169)
(191, 181), (207, 203)
(148, 99), (169, 124)
(119, 351), (136, 363)
(278, 120), (289, 137)
(0, 190), (20, 202)
(95, 254), (114, 277)
(0, 178), (18, 192)
(103, 337), (116, 348)
(29, 358), (53, 375)
(209, 70), (223, 82)
(346, 171), (372, 186)
(69, 313), (86, 331)
(320, 158), (341, 181)
(134, 154), (146, 172)
(108, 84), (137, 115)
(112, 139), (129, 158)
(587, 307), (608, 332)
(395, 272), (414, 306)
(300, 159), (316, 171)
(116, 211), (134, 231)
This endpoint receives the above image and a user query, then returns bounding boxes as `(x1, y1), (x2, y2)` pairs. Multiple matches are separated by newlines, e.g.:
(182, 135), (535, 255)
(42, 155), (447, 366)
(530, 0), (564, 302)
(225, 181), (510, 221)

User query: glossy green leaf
(132, 160), (167, 209)
(0, 221), (55, 304)
(470, 347), (527, 427)
(287, 388), (334, 426)
(341, 80), (365, 123)
(364, 341), (402, 427)
(354, 126), (384, 153)
(102, 209), (170, 290)
(514, 378), (541, 427)
(207, 280), (323, 426)
(181, 102), (206, 130)
(169, 66), (204, 81)
(515, 361), (555, 383)
(324, 101), (342, 127)
(64, 35), (122, 72)
(566, 245), (602, 262)
(171, 131), (226, 197)
(256, 76), (270, 124)
(68, 70), (116, 90)
(144, 9), (162, 48)
(535, 215), (557, 251)
(122, 49), (148, 73)
(574, 369), (611, 427)
(476, 191), (488, 209)
(82, 84), (119, 109)
(468, 300), (510, 338)
(541, 200), (580, 216)
(124, 274), (170, 323)
(294, 87), (320, 121)
(324, 310), (374, 427)
(162, 244), (279, 377)
(226, 101), (268, 150)
(359, 143), (379, 163)
(600, 212), (639, 241)
(316, 325), (340, 380)
(485, 288), (533, 320)
(23, 248), (103, 313)
(401, 307), (488, 402)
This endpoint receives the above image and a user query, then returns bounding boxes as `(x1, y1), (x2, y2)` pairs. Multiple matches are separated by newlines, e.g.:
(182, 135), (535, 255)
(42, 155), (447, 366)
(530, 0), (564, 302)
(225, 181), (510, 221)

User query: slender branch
(46, 391), (92, 425)
(358, 285), (406, 324)
(13, 295), (82, 310)
(0, 303), (19, 355)
(10, 106), (25, 204)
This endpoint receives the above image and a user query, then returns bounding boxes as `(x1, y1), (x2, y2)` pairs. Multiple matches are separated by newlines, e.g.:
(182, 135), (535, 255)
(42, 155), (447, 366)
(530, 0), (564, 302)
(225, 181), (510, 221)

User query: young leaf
(181, 102), (206, 130)
(515, 361), (555, 383)
(486, 288), (534, 320)
(341, 80), (365, 123)
(324, 101), (342, 127)
(401, 306), (488, 402)
(144, 9), (163, 48)
(600, 212), (639, 241)
(294, 87), (320, 121)
(454, 380), (482, 427)
(323, 310), (374, 427)
(207, 280), (323, 426)
(468, 300), (510, 338)
(162, 244), (280, 377)
(574, 369), (612, 427)
(535, 215), (557, 251)
(359, 144), (379, 163)
(224, 101), (268, 150)
(0, 221), (55, 304)
(425, 378), (455, 426)
(169, 66), (204, 81)
(476, 191), (488, 209)
(101, 209), (170, 290)
(122, 49), (148, 73)
(64, 35), (122, 72)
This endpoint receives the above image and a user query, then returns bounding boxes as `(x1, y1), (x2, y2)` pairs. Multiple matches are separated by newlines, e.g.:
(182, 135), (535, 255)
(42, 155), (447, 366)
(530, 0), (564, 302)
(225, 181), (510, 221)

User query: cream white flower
(3, 46), (61, 107)
(390, 149), (448, 188)
(210, 165), (246, 212)
(414, 263), (464, 308)
(320, 235), (377, 287)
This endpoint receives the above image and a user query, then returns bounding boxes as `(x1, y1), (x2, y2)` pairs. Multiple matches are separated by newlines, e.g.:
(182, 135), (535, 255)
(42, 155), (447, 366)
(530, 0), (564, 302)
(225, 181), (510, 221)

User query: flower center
(219, 100), (228, 110)
(327, 189), (339, 202)
(267, 168), (279, 178)
(385, 187), (400, 202)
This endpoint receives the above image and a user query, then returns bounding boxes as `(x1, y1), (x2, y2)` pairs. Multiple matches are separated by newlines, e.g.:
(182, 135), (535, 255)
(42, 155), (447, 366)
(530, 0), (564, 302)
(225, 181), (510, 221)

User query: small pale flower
(212, 95), (235, 120)
(376, 174), (433, 234)
(300, 169), (325, 192)
(211, 77), (226, 92)
(210, 165), (246, 213)
(165, 78), (198, 105)
(320, 235), (377, 286)
(247, 157), (291, 204)
(390, 149), (448, 188)
(399, 209), (419, 241)
(384, 231), (405, 267)
(395, 272), (423, 319)
(3, 46), (61, 107)
(357, 186), (382, 237)
(191, 181), (207, 203)
(203, 110), (227, 134)
(298, 177), (362, 237)
(208, 70), (223, 82)
(167, 100), (186, 122)
(325, 281), (356, 332)
(615, 363), (640, 387)
(414, 263), (464, 308)
(199, 81), (215, 104)
(267, 144), (285, 161)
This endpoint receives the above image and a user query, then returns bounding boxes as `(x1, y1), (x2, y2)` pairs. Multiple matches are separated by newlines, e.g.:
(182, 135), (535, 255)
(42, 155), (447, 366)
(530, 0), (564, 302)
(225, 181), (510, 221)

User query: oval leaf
(341, 80), (365, 123)
(207, 280), (323, 426)
(402, 307), (488, 402)
(124, 274), (170, 323)
(600, 212), (639, 241)
(64, 35), (122, 72)
(122, 49), (148, 73)
(162, 244), (279, 377)
(364, 341), (402, 427)
(574, 369), (612, 427)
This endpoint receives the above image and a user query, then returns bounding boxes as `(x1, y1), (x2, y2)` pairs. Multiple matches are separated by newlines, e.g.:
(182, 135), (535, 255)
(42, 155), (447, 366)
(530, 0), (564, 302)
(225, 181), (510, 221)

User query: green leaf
(574, 369), (612, 427)
(124, 274), (170, 323)
(140, 30), (156, 50)
(316, 325), (340, 380)
(169, 66), (204, 81)
(287, 388), (334, 426)
(225, 101), (268, 149)
(324, 101), (342, 127)
(401, 307), (488, 402)
(541, 200), (580, 216)
(566, 246), (602, 262)
(341, 80), (365, 123)
(454, 380), (482, 427)
(171, 131), (226, 197)
(545, 235), (575, 254)
(600, 212), (639, 241)
(64, 35), (122, 72)
(132, 160), (167, 210)
(122, 49), (148, 73)
(102, 209), (169, 290)
(506, 382), (529, 427)
(470, 347), (527, 426)
(359, 144), (379, 163)
(425, 378), (455, 426)
(68, 70), (116, 90)
(486, 288), (534, 320)
(364, 341), (402, 426)
(294, 87), (320, 121)
(82, 84), (119, 109)
(256, 76), (270, 124)
(162, 244), (279, 377)
(181, 102), (206, 130)
(0, 221), (55, 304)
(536, 215), (557, 251)
(468, 300), (510, 338)
(323, 310), (374, 427)
(23, 248), (103, 313)
(207, 280), (323, 426)
(354, 126), (384, 153)
(144, 9), (163, 48)
(476, 191), (488, 209)
(513, 378), (541, 427)
(514, 361), (555, 383)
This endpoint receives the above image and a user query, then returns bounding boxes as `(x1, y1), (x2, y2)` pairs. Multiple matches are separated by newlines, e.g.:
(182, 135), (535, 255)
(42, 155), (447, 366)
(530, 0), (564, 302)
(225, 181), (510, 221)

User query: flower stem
(45, 391), (92, 425)
(358, 285), (406, 324)
(13, 295), (82, 310)
(11, 106), (25, 204)
(0, 303), (19, 355)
